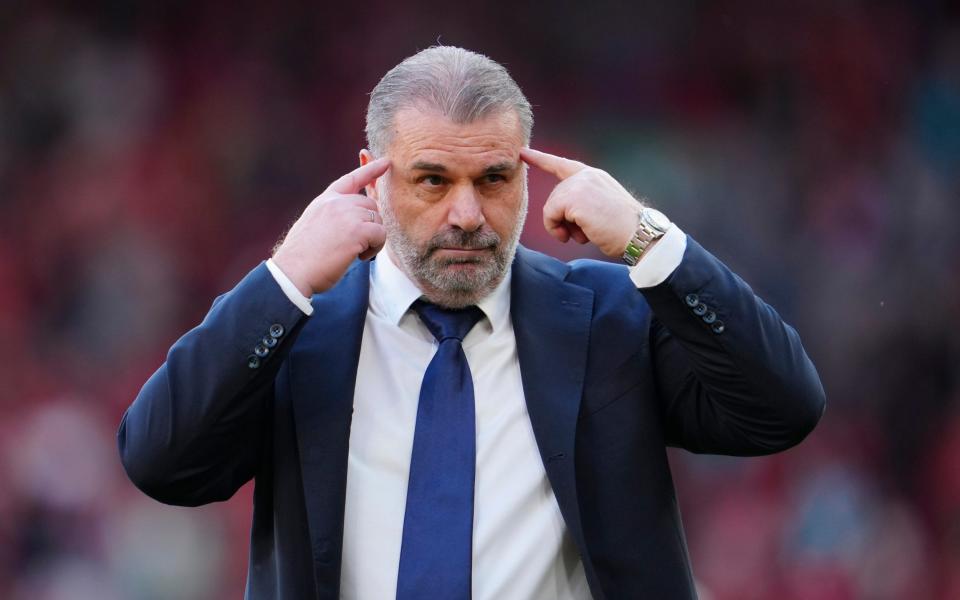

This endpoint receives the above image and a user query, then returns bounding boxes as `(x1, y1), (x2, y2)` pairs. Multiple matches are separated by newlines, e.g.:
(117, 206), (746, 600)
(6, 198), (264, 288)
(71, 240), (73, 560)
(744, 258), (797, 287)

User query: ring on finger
(366, 209), (377, 222)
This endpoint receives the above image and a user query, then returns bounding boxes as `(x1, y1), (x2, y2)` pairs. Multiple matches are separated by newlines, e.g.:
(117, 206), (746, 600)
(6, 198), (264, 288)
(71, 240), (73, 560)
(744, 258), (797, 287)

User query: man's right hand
(272, 158), (391, 297)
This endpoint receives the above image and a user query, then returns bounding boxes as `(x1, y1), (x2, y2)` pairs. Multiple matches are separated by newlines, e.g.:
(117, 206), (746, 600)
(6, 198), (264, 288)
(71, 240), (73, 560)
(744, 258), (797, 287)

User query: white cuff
(628, 225), (687, 289)
(265, 258), (314, 316)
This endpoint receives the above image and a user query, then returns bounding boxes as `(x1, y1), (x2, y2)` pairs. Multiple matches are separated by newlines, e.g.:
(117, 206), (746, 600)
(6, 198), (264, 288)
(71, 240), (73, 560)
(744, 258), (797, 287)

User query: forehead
(388, 107), (524, 171)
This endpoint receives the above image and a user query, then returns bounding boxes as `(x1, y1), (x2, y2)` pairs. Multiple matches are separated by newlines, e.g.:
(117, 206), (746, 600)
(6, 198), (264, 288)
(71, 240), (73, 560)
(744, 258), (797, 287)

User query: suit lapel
(511, 246), (598, 582)
(288, 259), (370, 597)
(286, 249), (600, 596)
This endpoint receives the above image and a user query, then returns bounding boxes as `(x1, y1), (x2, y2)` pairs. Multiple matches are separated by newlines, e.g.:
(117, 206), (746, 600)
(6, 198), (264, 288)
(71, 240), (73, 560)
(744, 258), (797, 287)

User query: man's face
(370, 107), (528, 308)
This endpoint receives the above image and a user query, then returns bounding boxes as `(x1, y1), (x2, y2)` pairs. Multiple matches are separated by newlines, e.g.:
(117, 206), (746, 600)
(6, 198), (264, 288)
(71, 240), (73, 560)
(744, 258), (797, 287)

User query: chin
(419, 264), (502, 309)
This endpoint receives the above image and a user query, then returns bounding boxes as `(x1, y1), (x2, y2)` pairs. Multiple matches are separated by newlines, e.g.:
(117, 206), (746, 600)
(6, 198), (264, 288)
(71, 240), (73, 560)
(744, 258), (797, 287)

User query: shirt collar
(369, 244), (511, 333)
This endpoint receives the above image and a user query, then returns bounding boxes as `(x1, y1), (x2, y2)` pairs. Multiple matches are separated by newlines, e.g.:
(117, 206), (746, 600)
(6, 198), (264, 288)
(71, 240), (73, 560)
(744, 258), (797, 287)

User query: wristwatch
(622, 207), (671, 266)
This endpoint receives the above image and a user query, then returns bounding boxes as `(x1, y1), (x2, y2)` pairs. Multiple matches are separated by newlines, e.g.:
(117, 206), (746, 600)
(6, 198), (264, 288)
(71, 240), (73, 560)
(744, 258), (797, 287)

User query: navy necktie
(396, 300), (485, 600)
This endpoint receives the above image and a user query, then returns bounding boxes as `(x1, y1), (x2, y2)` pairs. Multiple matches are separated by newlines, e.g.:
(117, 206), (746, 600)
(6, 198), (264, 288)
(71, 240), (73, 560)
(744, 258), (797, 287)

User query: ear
(359, 149), (380, 199)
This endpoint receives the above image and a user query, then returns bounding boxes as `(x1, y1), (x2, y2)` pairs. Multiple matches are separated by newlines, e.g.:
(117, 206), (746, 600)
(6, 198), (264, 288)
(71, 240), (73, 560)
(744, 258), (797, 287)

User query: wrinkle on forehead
(389, 108), (524, 173)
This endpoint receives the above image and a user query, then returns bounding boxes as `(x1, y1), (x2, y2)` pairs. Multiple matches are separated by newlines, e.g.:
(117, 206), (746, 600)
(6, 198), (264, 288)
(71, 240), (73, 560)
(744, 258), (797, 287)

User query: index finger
(520, 147), (587, 180)
(328, 157), (391, 194)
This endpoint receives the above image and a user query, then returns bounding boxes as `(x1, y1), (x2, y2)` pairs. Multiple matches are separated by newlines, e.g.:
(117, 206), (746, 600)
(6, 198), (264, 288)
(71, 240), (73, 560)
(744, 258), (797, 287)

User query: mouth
(433, 247), (494, 260)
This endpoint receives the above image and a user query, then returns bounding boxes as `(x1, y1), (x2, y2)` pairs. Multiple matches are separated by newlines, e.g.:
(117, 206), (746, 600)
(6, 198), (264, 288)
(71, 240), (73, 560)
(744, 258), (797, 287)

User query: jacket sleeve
(641, 236), (826, 455)
(117, 262), (309, 505)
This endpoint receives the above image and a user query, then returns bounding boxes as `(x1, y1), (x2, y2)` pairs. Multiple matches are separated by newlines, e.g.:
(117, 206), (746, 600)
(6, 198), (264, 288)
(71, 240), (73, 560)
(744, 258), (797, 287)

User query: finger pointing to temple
(328, 157), (391, 195)
(520, 147), (587, 180)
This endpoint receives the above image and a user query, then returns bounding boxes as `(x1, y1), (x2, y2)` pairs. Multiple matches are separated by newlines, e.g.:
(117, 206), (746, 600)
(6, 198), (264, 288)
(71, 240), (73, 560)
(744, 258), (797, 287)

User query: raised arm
(641, 237), (824, 454)
(118, 266), (308, 505)
(118, 158), (391, 505)
(521, 147), (824, 455)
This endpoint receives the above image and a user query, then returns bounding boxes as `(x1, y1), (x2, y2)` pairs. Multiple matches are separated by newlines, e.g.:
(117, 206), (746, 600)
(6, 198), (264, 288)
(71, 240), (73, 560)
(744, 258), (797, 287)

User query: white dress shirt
(264, 226), (686, 599)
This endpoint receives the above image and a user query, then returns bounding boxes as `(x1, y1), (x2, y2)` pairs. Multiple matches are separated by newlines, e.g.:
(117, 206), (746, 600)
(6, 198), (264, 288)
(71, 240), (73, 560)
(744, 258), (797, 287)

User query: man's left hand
(521, 147), (643, 259)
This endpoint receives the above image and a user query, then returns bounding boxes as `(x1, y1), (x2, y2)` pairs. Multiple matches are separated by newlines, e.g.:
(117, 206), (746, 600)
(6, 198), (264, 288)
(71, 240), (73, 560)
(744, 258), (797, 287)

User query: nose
(446, 185), (485, 232)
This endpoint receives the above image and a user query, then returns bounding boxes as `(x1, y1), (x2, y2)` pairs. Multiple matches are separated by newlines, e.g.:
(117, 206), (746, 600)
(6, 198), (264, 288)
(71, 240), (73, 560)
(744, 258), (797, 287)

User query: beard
(378, 182), (527, 309)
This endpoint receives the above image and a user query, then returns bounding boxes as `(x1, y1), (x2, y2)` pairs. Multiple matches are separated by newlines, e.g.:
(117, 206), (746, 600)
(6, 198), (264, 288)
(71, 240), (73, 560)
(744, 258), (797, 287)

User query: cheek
(390, 195), (445, 237)
(413, 185), (445, 203)
(484, 188), (525, 236)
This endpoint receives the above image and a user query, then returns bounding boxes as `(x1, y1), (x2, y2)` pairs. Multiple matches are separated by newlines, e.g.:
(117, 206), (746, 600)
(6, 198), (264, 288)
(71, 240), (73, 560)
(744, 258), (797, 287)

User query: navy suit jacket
(118, 238), (825, 599)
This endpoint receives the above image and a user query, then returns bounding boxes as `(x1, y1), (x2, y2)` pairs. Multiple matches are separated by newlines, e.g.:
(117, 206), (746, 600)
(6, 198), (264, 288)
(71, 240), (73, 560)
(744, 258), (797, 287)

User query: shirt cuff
(265, 258), (314, 316)
(628, 225), (687, 289)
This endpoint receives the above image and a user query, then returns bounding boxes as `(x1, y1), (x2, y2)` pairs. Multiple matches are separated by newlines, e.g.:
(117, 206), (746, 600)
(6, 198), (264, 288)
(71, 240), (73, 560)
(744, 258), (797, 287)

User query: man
(118, 46), (824, 599)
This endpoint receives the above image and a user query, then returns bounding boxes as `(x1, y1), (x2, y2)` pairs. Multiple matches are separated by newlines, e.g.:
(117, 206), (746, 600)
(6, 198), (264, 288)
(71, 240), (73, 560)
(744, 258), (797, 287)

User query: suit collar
(288, 259), (371, 597)
(511, 245), (600, 591)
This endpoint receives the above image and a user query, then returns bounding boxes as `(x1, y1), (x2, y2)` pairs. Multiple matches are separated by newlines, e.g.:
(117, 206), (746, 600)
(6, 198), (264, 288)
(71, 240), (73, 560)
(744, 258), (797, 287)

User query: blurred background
(1, 1), (958, 598)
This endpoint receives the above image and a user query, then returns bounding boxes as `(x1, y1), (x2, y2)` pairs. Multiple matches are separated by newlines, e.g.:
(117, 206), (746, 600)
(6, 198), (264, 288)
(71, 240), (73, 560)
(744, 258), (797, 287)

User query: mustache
(425, 228), (501, 254)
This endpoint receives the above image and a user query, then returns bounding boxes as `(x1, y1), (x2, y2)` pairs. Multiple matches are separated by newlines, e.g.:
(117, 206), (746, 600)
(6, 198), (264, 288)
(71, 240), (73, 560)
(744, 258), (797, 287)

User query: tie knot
(412, 300), (484, 343)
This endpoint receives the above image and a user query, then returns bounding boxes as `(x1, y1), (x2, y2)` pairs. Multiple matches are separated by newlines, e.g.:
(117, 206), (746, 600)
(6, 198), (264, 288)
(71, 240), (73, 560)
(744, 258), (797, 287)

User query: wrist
(627, 225), (686, 288)
(271, 252), (314, 298)
(639, 237), (662, 257)
(622, 207), (671, 266)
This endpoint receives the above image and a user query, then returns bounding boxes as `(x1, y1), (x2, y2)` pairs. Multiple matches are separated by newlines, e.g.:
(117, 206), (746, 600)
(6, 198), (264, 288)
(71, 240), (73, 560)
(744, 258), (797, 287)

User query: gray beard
(378, 183), (527, 309)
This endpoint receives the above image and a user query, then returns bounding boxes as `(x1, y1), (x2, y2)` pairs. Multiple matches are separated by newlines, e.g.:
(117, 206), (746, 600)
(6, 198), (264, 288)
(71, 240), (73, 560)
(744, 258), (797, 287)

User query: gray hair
(365, 46), (533, 156)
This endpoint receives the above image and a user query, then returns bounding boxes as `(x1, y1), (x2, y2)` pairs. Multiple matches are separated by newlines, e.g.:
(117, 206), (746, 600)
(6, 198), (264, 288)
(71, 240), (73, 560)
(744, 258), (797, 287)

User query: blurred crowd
(1, 1), (958, 598)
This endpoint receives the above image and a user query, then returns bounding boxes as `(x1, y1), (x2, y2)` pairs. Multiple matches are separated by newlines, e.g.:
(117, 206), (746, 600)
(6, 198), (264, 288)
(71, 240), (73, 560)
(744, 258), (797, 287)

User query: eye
(480, 174), (506, 185)
(419, 174), (445, 187)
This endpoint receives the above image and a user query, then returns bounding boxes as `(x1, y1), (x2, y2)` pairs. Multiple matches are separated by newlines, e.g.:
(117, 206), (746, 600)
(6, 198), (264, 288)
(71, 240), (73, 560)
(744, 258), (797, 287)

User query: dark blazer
(118, 237), (825, 599)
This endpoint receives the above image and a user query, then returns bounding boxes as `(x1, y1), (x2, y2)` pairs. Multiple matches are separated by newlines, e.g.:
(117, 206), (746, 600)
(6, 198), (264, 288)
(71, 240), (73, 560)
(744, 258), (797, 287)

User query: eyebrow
(410, 161), (447, 172)
(408, 160), (519, 174)
(481, 162), (517, 174)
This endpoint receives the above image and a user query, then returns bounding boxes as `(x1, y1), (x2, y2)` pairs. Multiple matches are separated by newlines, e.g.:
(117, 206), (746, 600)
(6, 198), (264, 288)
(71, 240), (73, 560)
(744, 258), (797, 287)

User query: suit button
(247, 355), (261, 369)
(693, 303), (708, 316)
(703, 311), (717, 324)
(711, 321), (725, 334)
(269, 324), (285, 338)
(684, 293), (699, 307)
(254, 344), (269, 358)
(262, 335), (278, 349)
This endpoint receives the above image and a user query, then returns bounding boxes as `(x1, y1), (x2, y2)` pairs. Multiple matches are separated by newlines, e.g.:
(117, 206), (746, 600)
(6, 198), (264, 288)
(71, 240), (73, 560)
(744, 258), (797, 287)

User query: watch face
(643, 208), (671, 232)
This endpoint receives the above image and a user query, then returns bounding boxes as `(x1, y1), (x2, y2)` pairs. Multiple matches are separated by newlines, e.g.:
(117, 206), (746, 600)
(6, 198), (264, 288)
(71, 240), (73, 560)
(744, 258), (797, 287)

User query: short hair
(365, 46), (533, 156)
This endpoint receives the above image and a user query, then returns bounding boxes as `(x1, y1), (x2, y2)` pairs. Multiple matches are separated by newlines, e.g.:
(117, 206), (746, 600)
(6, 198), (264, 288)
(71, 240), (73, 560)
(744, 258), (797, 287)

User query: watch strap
(622, 208), (668, 266)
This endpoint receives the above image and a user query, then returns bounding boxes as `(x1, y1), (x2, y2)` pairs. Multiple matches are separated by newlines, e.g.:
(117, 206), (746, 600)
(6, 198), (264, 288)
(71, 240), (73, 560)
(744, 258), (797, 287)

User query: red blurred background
(1, 1), (959, 598)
